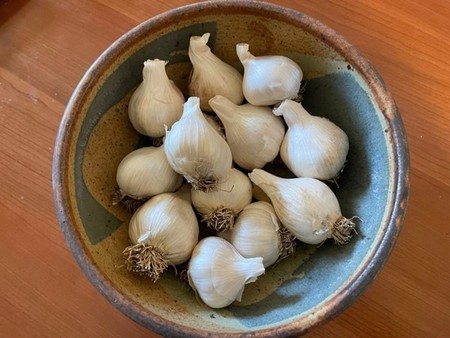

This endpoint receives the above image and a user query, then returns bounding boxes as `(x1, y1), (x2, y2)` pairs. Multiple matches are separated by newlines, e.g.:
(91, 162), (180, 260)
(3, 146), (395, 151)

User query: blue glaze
(229, 71), (390, 327)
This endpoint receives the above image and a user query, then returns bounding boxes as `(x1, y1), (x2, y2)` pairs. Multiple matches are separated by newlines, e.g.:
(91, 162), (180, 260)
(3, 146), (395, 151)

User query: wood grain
(1, 0), (449, 336)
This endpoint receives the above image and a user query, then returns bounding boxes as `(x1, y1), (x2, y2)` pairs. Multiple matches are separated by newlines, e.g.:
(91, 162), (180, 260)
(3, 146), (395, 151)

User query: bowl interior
(54, 1), (408, 336)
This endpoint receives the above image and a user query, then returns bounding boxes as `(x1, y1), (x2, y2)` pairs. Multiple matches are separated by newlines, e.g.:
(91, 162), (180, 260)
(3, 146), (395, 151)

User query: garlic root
(278, 225), (297, 261)
(202, 206), (235, 232)
(185, 173), (219, 193)
(122, 243), (169, 283)
(111, 186), (146, 213)
(331, 216), (358, 245)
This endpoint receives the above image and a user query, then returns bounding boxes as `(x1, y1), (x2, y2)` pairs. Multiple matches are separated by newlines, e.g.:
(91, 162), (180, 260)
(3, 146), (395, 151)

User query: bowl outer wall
(52, 0), (410, 336)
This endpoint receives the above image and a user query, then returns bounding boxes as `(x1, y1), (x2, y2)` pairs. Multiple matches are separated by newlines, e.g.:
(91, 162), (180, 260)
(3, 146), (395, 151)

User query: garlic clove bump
(128, 59), (184, 137)
(209, 95), (285, 170)
(219, 201), (296, 267)
(248, 169), (357, 245)
(188, 33), (244, 112)
(123, 185), (199, 282)
(116, 145), (183, 201)
(236, 43), (303, 106)
(191, 168), (252, 232)
(273, 99), (349, 181)
(164, 96), (233, 192)
(187, 236), (265, 309)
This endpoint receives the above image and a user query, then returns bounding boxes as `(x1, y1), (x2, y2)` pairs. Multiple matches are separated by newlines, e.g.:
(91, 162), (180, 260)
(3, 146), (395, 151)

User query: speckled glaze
(52, 1), (410, 337)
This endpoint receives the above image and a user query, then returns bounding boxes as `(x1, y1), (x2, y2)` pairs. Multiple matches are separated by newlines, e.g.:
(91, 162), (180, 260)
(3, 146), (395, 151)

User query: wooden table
(1, 0), (449, 336)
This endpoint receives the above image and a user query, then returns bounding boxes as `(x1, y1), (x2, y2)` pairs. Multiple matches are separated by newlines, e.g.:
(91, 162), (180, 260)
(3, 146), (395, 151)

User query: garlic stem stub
(236, 43), (303, 106)
(128, 59), (184, 137)
(164, 96), (233, 192)
(274, 99), (349, 181)
(191, 168), (252, 232)
(123, 185), (199, 282)
(248, 169), (357, 245)
(209, 95), (285, 170)
(188, 33), (244, 112)
(115, 145), (183, 200)
(187, 236), (265, 309)
(219, 201), (296, 268)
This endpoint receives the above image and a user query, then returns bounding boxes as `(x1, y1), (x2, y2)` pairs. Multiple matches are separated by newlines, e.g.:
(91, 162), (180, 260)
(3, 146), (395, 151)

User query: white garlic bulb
(188, 33), (244, 112)
(273, 99), (349, 181)
(116, 145), (183, 200)
(128, 59), (184, 137)
(191, 168), (252, 232)
(209, 95), (285, 170)
(164, 96), (233, 192)
(236, 43), (303, 106)
(187, 236), (265, 309)
(219, 201), (296, 268)
(123, 185), (199, 282)
(248, 169), (357, 245)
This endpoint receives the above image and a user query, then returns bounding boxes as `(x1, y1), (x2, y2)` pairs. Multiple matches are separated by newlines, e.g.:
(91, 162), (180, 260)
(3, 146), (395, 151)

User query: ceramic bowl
(52, 1), (410, 336)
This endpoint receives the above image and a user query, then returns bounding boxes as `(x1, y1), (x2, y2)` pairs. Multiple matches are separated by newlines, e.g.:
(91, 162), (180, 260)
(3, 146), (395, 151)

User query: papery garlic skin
(188, 33), (244, 112)
(274, 100), (349, 181)
(219, 201), (295, 268)
(248, 169), (356, 245)
(128, 59), (185, 137)
(236, 43), (303, 106)
(164, 96), (233, 191)
(116, 146), (183, 200)
(124, 185), (199, 282)
(191, 168), (252, 232)
(187, 236), (265, 309)
(209, 95), (285, 170)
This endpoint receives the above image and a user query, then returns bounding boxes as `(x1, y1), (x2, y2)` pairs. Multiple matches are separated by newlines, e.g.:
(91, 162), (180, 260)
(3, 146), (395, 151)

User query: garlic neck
(208, 95), (238, 124)
(248, 169), (280, 198)
(189, 33), (213, 64)
(143, 59), (169, 83)
(182, 96), (203, 120)
(236, 43), (254, 65)
(274, 99), (310, 127)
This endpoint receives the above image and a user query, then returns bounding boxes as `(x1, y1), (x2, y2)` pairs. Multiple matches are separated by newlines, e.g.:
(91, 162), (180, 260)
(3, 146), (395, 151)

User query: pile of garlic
(116, 33), (357, 309)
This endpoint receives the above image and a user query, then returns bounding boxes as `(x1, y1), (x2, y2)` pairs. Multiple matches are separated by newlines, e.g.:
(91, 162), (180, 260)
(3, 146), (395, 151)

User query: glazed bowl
(52, 1), (410, 336)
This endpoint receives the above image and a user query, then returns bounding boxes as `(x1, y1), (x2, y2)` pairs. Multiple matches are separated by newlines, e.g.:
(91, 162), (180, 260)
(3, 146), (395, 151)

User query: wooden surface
(1, 0), (449, 336)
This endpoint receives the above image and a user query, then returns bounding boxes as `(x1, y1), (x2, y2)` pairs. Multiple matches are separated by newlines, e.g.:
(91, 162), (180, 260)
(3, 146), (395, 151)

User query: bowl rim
(52, 0), (410, 336)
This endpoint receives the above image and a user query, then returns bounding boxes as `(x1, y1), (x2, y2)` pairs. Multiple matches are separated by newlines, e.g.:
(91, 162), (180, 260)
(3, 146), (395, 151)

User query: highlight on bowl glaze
(52, 1), (409, 336)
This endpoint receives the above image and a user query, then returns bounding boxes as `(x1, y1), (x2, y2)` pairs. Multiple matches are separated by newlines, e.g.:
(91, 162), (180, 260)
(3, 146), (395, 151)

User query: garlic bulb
(123, 185), (199, 282)
(116, 145), (183, 200)
(128, 59), (184, 137)
(248, 169), (357, 245)
(273, 99), (349, 181)
(187, 236), (265, 309)
(236, 43), (303, 106)
(191, 168), (252, 232)
(219, 201), (296, 268)
(209, 95), (285, 170)
(164, 96), (233, 192)
(188, 33), (244, 112)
